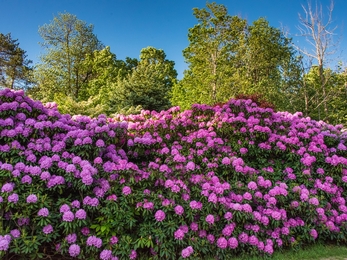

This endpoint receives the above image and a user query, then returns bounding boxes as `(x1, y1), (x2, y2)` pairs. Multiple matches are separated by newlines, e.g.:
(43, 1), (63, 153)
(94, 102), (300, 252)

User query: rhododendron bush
(0, 88), (347, 259)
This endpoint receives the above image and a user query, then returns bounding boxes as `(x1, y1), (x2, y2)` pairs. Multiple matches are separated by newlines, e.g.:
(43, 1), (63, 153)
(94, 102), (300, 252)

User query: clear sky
(0, 0), (345, 79)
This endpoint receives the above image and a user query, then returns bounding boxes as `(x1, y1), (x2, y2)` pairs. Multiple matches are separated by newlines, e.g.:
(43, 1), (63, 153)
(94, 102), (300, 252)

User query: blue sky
(0, 0), (345, 79)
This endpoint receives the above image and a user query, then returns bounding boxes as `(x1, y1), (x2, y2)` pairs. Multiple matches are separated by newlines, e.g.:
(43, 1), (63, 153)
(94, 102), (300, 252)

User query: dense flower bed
(0, 88), (347, 259)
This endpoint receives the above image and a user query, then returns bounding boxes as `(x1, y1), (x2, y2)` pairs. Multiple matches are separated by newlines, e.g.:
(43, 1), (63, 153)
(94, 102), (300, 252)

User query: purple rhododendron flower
(21, 175), (32, 184)
(122, 186), (132, 195)
(264, 244), (274, 255)
(221, 157), (231, 165)
(189, 200), (202, 210)
(60, 204), (70, 213)
(222, 224), (235, 236)
(207, 234), (215, 244)
(38, 208), (49, 217)
(8, 193), (19, 203)
(1, 163), (13, 171)
(228, 237), (238, 249)
(94, 157), (103, 164)
(110, 236), (118, 245)
(247, 181), (257, 190)
(174, 205), (184, 215)
(62, 211), (75, 222)
(216, 237), (228, 249)
(190, 222), (198, 231)
(89, 197), (99, 207)
(96, 139), (105, 147)
(66, 164), (76, 173)
(205, 214), (215, 225)
(100, 249), (112, 260)
(43, 225), (53, 234)
(1, 183), (14, 193)
(310, 229), (318, 239)
(18, 217), (30, 226)
(40, 158), (52, 169)
(66, 233), (77, 244)
(107, 194), (117, 201)
(75, 209), (87, 220)
(174, 229), (185, 240)
(26, 194), (37, 203)
(69, 244), (80, 257)
(154, 210), (166, 222)
(10, 229), (20, 238)
(181, 246), (193, 258)
(40, 171), (51, 180)
(129, 250), (137, 260)
(81, 227), (90, 236)
(224, 212), (233, 220)
(0, 238), (10, 251)
(248, 235), (259, 246)
(86, 236), (102, 248)
(83, 137), (92, 145)
(71, 200), (80, 208)
(238, 232), (249, 243)
(186, 161), (195, 171)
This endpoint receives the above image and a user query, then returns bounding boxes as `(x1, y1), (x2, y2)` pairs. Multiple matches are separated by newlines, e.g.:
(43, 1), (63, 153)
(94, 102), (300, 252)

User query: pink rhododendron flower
(205, 214), (215, 225)
(154, 210), (166, 222)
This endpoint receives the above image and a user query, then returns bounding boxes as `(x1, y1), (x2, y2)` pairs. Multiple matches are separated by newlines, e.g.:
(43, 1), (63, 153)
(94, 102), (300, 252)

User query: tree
(0, 33), (32, 89)
(73, 46), (139, 116)
(32, 12), (103, 102)
(295, 0), (338, 121)
(171, 2), (247, 109)
(171, 2), (301, 111)
(241, 18), (302, 111)
(302, 65), (347, 124)
(53, 93), (106, 118)
(110, 46), (177, 112)
(77, 46), (120, 107)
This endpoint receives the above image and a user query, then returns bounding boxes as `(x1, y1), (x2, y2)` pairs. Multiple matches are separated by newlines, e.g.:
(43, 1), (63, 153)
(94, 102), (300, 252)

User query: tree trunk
(211, 51), (217, 103)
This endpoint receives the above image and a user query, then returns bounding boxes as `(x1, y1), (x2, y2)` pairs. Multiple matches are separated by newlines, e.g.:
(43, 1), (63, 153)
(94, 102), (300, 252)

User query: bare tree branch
(293, 0), (339, 122)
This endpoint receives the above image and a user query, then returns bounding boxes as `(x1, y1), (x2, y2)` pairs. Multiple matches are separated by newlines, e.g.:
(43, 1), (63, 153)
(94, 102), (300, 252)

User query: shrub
(234, 93), (276, 110)
(1, 88), (347, 259)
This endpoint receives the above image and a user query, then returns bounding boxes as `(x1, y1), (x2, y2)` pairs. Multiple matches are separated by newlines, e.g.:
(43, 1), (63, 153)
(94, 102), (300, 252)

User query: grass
(228, 243), (347, 260)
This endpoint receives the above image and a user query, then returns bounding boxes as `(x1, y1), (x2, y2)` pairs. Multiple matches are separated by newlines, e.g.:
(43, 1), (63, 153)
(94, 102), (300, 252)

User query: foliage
(30, 12), (103, 102)
(171, 2), (247, 109)
(0, 33), (32, 90)
(110, 105), (143, 117)
(109, 46), (177, 113)
(77, 46), (119, 102)
(307, 66), (347, 125)
(295, 0), (338, 122)
(171, 2), (302, 111)
(1, 89), (347, 260)
(240, 18), (302, 111)
(53, 93), (106, 118)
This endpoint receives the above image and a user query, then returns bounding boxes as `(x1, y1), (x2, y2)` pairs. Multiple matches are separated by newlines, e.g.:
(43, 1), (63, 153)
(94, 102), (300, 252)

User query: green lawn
(230, 243), (347, 260)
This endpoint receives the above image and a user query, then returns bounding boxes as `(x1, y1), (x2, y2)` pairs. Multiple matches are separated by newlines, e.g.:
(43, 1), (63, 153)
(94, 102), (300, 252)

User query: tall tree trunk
(211, 52), (217, 103)
(319, 63), (328, 121)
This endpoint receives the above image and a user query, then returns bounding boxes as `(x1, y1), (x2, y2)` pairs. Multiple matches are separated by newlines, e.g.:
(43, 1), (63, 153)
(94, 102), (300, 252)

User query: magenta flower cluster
(1, 88), (347, 259)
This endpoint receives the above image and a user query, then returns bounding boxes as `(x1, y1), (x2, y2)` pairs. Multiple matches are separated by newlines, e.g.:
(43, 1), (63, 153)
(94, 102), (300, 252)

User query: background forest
(0, 2), (346, 125)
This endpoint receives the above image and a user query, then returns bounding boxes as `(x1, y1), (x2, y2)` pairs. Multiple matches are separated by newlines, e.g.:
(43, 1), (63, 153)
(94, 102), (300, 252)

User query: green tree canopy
(110, 46), (177, 113)
(0, 33), (32, 90)
(171, 2), (302, 111)
(301, 65), (347, 124)
(172, 3), (247, 109)
(31, 12), (103, 102)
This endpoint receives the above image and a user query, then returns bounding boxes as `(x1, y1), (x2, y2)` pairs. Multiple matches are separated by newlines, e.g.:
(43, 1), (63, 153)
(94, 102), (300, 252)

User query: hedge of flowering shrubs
(0, 88), (347, 259)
